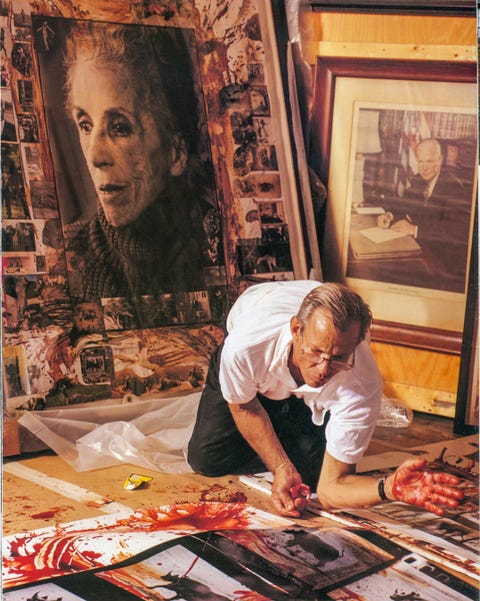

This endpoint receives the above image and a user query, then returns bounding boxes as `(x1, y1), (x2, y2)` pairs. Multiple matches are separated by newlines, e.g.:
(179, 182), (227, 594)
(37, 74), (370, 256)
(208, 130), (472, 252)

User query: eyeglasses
(300, 332), (355, 371)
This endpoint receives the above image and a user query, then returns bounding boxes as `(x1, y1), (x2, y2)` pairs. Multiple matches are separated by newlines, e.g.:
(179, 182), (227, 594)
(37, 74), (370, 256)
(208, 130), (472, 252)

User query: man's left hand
(391, 458), (464, 515)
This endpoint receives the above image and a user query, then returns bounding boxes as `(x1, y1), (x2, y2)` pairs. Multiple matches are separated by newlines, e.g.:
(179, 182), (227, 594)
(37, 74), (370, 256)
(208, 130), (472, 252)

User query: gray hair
(63, 21), (199, 156)
(297, 282), (372, 342)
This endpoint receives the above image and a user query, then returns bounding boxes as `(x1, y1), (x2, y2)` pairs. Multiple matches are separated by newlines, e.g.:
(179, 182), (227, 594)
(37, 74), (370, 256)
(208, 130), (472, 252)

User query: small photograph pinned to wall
(239, 197), (261, 239)
(253, 144), (278, 171)
(175, 290), (212, 324)
(2, 221), (36, 252)
(2, 254), (36, 275)
(17, 112), (39, 143)
(207, 286), (229, 322)
(16, 79), (33, 112)
(247, 61), (265, 85)
(29, 180), (58, 219)
(255, 172), (282, 198)
(11, 41), (33, 77)
(101, 297), (137, 331)
(253, 115), (273, 145)
(261, 223), (289, 246)
(249, 85), (270, 116)
(1, 89), (17, 141)
(233, 171), (281, 199)
(233, 144), (255, 177)
(79, 344), (114, 385)
(21, 144), (44, 178)
(139, 293), (178, 327)
(72, 301), (104, 334)
(3, 346), (30, 403)
(3, 274), (72, 332)
(35, 254), (46, 273)
(12, 4), (32, 31)
(129, 290), (213, 328)
(218, 81), (250, 110)
(236, 237), (293, 279)
(258, 200), (285, 224)
(230, 109), (257, 147)
(1, 143), (30, 220)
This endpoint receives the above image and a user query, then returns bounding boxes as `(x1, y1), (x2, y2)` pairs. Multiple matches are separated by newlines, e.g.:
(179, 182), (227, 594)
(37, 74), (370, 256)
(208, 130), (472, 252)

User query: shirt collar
(270, 323), (298, 389)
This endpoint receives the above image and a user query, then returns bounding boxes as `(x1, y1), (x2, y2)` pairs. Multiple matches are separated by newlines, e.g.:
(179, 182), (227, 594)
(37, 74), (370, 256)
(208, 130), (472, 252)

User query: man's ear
(290, 315), (301, 337)
(169, 135), (188, 176)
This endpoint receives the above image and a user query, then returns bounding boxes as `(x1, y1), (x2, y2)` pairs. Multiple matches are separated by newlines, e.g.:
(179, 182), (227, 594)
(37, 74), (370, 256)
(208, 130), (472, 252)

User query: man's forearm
(228, 398), (291, 472)
(317, 471), (394, 510)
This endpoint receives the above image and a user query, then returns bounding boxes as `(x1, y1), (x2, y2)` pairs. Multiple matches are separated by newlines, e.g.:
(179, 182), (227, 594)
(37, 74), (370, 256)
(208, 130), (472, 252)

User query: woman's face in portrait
(70, 59), (174, 227)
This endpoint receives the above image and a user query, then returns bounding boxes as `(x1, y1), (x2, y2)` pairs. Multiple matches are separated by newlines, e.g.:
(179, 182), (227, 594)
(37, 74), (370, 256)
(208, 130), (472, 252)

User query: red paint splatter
(3, 502), (253, 589)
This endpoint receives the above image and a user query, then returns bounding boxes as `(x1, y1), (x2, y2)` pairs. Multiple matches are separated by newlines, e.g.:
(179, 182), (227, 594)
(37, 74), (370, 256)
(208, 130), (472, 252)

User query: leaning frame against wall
(1, 1), (311, 428)
(310, 56), (477, 352)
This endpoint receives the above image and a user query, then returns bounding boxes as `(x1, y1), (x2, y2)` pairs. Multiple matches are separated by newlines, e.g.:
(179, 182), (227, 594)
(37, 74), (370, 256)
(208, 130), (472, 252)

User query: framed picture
(310, 56), (477, 350)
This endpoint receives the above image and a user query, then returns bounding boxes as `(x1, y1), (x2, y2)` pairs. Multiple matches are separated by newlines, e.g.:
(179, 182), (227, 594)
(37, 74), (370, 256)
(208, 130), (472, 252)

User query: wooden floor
(366, 411), (460, 456)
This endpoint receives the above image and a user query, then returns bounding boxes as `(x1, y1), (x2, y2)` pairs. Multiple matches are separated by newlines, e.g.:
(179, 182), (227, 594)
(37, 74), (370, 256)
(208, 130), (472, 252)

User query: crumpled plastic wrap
(18, 392), (201, 473)
(377, 394), (413, 428)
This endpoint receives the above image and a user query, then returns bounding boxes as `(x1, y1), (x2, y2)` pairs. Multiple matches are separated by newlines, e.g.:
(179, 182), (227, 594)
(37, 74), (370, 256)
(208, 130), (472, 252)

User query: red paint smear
(31, 510), (58, 519)
(3, 502), (252, 589)
(114, 502), (250, 532)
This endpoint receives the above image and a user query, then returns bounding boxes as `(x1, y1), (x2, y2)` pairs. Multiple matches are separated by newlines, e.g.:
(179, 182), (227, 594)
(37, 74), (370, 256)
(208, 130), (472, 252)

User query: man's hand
(271, 461), (306, 517)
(391, 218), (416, 236)
(391, 458), (464, 515)
(289, 483), (311, 513)
(376, 211), (393, 229)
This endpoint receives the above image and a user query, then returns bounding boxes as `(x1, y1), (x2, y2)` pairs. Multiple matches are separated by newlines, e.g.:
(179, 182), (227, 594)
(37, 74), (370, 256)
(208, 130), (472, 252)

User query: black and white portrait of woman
(33, 18), (225, 328)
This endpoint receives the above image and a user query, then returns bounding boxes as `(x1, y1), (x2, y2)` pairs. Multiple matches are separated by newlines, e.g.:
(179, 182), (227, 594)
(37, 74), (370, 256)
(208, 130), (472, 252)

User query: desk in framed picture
(310, 57), (477, 351)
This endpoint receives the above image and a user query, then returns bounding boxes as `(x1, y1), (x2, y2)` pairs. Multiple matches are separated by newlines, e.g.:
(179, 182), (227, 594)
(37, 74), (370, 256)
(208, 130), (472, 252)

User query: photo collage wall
(1, 0), (302, 414)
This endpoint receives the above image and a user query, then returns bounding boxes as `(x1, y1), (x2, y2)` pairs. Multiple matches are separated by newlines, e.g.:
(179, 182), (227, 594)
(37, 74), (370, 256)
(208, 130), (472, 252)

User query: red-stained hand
(289, 483), (311, 512)
(392, 458), (464, 515)
(271, 462), (306, 517)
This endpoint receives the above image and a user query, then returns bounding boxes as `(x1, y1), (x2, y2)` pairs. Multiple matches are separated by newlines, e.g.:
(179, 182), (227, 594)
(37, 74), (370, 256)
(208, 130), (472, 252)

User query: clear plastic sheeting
(18, 392), (202, 473)
(377, 394), (414, 428)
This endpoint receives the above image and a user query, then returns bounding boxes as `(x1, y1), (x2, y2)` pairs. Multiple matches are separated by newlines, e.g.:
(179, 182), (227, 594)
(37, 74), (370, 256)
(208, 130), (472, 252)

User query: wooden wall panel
(371, 342), (460, 417)
(303, 12), (475, 45)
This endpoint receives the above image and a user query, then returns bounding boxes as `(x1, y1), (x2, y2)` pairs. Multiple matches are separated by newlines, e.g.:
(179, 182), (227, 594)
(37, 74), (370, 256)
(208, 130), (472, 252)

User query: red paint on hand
(392, 458), (464, 516)
(289, 483), (311, 511)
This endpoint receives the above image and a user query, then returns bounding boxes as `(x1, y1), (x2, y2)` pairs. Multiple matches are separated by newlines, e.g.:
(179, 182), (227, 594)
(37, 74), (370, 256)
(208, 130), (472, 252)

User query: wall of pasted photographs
(1, 0), (300, 414)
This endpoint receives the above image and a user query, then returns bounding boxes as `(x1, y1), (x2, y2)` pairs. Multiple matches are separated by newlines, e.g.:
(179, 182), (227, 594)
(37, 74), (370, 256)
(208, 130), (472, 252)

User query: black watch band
(378, 476), (389, 502)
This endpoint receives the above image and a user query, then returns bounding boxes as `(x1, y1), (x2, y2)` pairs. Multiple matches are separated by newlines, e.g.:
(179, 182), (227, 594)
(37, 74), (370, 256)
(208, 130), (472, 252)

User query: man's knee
(187, 441), (230, 477)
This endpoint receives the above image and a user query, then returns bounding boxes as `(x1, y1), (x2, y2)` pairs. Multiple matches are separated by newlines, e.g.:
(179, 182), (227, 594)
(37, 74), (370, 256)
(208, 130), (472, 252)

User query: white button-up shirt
(219, 280), (383, 464)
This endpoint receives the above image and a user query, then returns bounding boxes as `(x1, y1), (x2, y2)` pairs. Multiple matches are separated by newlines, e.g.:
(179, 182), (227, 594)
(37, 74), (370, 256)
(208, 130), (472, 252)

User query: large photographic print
(32, 17), (226, 330)
(311, 57), (477, 341)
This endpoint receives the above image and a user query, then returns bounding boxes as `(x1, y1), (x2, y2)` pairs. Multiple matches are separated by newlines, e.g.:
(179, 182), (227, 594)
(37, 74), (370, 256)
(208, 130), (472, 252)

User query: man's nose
(315, 358), (333, 377)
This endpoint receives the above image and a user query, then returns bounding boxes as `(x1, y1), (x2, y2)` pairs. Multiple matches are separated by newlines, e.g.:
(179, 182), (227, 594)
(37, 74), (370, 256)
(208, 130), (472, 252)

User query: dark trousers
(187, 344), (329, 488)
